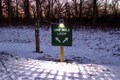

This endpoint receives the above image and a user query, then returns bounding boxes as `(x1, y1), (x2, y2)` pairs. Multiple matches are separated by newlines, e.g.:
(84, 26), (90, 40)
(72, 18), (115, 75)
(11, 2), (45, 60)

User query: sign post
(35, 21), (40, 53)
(52, 19), (72, 62)
(60, 46), (64, 62)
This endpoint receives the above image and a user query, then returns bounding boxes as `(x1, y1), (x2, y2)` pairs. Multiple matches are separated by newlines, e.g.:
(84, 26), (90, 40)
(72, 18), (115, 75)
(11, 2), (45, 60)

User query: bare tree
(65, 0), (69, 18)
(36, 0), (40, 19)
(64, 1), (71, 18)
(15, 0), (21, 19)
(23, 0), (30, 19)
(73, 0), (78, 18)
(111, 0), (119, 14)
(0, 0), (2, 22)
(58, 0), (61, 18)
(7, 0), (12, 24)
(93, 0), (97, 26)
(84, 0), (93, 19)
(50, 0), (55, 19)
(104, 0), (108, 15)
(48, 0), (51, 20)
(79, 0), (84, 21)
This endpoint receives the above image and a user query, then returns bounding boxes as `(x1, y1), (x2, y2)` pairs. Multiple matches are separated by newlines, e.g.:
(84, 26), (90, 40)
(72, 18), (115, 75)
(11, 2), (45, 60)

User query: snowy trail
(0, 57), (120, 80)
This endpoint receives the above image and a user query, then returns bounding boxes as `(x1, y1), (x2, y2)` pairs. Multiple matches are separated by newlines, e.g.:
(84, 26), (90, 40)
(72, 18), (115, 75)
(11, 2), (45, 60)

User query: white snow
(0, 27), (120, 80)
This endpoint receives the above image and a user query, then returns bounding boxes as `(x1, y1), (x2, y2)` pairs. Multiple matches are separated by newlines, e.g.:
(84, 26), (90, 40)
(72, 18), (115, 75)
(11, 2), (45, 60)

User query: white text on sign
(57, 32), (67, 36)
(54, 29), (70, 32)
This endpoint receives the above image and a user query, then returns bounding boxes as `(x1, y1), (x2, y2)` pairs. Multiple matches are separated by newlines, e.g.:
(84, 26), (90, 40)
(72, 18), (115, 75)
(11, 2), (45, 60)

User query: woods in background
(0, 0), (120, 29)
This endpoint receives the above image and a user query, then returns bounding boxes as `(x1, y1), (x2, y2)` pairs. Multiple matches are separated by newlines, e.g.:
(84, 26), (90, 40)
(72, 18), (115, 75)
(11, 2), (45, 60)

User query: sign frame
(52, 25), (72, 46)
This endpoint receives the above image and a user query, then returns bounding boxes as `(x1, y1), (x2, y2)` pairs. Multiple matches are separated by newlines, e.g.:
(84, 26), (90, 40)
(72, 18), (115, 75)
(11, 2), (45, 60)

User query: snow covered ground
(0, 27), (120, 80)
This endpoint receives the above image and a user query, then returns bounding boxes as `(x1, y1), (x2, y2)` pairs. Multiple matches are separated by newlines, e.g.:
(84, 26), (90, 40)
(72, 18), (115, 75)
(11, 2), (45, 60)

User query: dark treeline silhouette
(0, 0), (120, 30)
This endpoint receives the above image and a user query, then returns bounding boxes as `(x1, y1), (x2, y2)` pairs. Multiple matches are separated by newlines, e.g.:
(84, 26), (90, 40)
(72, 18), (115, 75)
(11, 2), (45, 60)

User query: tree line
(0, 0), (120, 29)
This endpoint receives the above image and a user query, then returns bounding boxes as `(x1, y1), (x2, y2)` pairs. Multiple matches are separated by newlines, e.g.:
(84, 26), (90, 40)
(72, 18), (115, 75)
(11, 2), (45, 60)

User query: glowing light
(59, 23), (65, 28)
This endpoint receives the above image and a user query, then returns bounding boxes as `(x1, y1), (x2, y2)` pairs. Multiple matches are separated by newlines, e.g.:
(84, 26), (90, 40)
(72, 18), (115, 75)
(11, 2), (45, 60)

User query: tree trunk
(16, 3), (19, 19)
(0, 0), (2, 23)
(48, 0), (51, 22)
(24, 0), (30, 20)
(65, 0), (71, 18)
(7, 0), (12, 24)
(104, 0), (108, 15)
(36, 0), (40, 20)
(51, 0), (54, 19)
(93, 0), (97, 27)
(79, 0), (83, 21)
(58, 0), (61, 18)
(74, 0), (78, 18)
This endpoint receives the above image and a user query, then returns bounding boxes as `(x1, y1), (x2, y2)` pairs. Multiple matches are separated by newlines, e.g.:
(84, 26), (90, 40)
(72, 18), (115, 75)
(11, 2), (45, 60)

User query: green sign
(52, 25), (72, 46)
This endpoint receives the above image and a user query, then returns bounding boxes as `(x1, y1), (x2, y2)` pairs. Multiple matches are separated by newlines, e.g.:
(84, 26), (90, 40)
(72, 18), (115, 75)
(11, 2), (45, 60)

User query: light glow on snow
(1, 59), (117, 80)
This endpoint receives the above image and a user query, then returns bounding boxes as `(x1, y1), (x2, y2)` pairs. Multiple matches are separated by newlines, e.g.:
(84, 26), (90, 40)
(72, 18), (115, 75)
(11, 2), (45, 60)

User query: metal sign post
(35, 21), (40, 53)
(52, 19), (72, 62)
